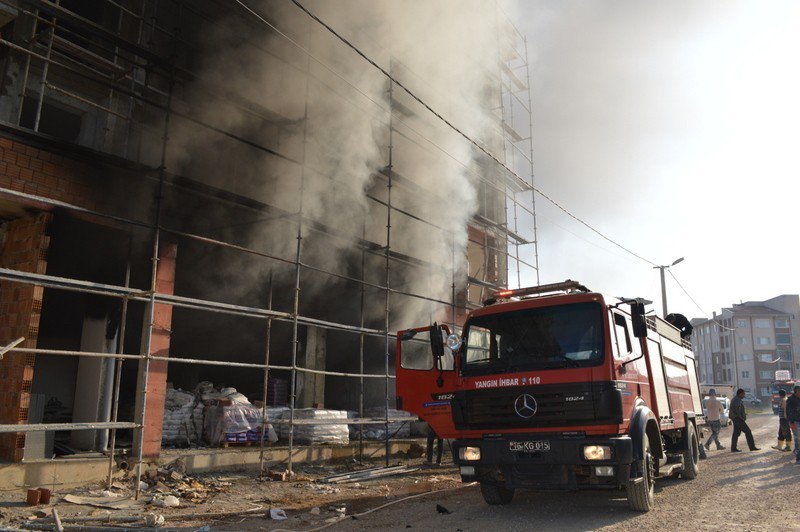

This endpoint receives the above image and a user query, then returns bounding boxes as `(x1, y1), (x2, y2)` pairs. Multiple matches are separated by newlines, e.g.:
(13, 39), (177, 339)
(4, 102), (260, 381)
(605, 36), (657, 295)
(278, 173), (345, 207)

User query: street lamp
(654, 257), (684, 318)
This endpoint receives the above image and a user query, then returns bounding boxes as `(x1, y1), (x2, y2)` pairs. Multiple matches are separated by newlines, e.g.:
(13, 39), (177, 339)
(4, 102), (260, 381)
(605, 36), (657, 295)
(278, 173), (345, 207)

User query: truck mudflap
(454, 435), (633, 491)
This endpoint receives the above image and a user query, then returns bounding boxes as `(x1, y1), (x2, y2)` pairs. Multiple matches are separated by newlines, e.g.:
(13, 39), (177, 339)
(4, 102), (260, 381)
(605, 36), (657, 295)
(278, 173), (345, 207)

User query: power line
(288, 0), (658, 267)
(668, 269), (707, 316)
(668, 270), (734, 331)
(231, 0), (658, 268)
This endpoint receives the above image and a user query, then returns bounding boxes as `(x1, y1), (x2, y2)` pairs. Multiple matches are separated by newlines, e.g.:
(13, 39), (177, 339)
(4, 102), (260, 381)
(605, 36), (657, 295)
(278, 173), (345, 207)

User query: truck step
(657, 459), (684, 478)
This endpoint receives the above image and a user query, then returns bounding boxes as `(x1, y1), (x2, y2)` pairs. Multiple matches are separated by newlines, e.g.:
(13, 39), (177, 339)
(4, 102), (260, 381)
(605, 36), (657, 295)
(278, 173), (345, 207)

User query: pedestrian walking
(771, 389), (792, 451)
(425, 424), (444, 465)
(730, 388), (760, 452)
(786, 385), (800, 464)
(704, 389), (725, 450)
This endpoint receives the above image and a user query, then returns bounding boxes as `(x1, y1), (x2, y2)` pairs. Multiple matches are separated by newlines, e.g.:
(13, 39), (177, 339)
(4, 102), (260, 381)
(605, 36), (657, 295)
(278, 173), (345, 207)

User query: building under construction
(0, 0), (538, 482)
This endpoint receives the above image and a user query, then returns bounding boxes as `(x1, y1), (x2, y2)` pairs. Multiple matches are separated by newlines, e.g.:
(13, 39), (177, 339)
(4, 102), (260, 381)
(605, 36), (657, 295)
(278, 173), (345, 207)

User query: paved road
(335, 414), (798, 531)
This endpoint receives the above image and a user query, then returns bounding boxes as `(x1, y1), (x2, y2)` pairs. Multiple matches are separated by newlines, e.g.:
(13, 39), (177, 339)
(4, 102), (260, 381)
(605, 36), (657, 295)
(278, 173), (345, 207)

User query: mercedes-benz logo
(514, 394), (538, 419)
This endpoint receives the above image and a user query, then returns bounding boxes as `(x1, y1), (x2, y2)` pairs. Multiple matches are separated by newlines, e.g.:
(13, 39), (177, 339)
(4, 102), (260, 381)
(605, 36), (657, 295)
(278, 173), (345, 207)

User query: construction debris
(63, 494), (150, 510)
(153, 495), (180, 508)
(51, 508), (63, 532)
(269, 508), (288, 520)
(1, 453), (460, 530)
(144, 513), (165, 527)
(317, 465), (419, 484)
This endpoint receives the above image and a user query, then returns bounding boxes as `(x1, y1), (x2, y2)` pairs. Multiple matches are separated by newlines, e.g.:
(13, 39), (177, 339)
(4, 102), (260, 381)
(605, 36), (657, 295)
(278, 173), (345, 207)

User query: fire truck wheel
(626, 436), (655, 512)
(681, 424), (700, 480)
(479, 482), (515, 505)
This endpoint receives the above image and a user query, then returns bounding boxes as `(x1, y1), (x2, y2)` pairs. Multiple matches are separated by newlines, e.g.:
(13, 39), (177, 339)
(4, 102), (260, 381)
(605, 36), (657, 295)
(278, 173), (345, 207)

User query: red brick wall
(0, 137), (99, 210)
(134, 242), (177, 458)
(0, 213), (51, 462)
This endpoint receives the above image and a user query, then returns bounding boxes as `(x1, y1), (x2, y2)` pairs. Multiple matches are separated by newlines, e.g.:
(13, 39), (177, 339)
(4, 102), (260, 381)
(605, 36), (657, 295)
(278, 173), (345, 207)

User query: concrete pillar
(133, 242), (176, 459)
(297, 325), (326, 408)
(70, 317), (117, 451)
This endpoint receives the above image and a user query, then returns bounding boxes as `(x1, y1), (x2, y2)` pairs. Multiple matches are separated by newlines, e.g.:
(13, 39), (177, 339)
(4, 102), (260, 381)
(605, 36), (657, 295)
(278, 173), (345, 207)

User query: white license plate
(509, 440), (551, 452)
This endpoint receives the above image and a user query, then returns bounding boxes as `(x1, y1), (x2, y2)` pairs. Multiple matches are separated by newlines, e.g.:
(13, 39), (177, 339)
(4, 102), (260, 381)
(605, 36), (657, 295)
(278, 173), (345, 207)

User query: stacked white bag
(161, 388), (204, 444)
(279, 409), (349, 444)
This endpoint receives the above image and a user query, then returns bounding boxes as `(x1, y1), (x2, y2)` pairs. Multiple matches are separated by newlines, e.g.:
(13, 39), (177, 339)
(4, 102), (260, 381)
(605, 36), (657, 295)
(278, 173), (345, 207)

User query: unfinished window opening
(19, 95), (84, 142)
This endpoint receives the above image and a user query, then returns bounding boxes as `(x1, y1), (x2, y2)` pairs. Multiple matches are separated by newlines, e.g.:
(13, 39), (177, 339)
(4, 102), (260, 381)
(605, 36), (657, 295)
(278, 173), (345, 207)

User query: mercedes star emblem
(514, 393), (538, 419)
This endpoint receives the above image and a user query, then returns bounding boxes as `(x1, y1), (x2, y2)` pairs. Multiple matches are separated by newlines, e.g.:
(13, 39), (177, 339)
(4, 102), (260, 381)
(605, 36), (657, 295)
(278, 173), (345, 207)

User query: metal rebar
(15, 5), (38, 126)
(286, 37), (312, 477)
(3, 344), (398, 378)
(523, 36), (540, 283)
(358, 217), (366, 464)
(0, 422), (138, 433)
(106, 240), (131, 489)
(135, 0), (175, 499)
(383, 72), (394, 468)
(32, 9), (57, 132)
(0, 266), (459, 340)
(0, 416), (415, 433)
(257, 270), (274, 478)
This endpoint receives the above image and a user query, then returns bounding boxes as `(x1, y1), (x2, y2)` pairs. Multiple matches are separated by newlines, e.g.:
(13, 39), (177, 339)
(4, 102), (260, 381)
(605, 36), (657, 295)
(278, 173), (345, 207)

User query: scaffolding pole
(383, 72), (394, 467)
(257, 270), (274, 478)
(135, 0), (178, 500)
(106, 236), (132, 489)
(286, 33), (312, 477)
(0, 0), (538, 475)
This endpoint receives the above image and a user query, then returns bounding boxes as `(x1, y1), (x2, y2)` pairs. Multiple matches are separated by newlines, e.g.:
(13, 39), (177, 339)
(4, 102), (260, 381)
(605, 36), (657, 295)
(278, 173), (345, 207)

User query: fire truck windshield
(462, 302), (604, 375)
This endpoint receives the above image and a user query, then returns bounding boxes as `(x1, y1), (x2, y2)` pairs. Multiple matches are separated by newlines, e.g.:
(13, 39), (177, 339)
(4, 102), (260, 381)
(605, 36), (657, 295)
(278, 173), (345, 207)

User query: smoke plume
(166, 0), (521, 329)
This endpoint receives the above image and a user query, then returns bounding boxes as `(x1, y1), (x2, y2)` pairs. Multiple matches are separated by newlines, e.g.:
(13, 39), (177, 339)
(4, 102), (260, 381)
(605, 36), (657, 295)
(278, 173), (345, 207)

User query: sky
(514, 0), (800, 319)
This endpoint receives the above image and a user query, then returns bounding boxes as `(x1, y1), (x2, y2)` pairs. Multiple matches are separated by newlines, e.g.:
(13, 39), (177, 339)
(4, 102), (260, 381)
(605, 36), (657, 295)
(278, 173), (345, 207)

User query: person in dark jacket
(730, 389), (760, 452)
(786, 386), (800, 463)
(772, 390), (792, 451)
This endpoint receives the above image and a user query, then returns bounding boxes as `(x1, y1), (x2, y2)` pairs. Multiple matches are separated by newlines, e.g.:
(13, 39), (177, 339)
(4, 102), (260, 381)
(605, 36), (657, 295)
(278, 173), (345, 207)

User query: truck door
(395, 324), (460, 438)
(645, 337), (672, 421)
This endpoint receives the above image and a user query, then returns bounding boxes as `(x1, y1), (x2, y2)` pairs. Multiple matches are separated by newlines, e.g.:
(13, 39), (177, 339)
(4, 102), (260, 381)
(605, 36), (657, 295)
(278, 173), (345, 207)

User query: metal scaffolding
(0, 0), (539, 487)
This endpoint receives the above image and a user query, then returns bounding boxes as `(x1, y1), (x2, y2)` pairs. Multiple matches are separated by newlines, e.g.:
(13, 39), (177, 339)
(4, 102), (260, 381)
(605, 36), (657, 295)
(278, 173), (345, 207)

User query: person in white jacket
(704, 389), (725, 450)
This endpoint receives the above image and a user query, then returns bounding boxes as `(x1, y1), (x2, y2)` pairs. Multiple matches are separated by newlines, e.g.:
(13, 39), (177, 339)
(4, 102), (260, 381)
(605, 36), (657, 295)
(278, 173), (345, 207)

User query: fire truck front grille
(451, 382), (622, 430)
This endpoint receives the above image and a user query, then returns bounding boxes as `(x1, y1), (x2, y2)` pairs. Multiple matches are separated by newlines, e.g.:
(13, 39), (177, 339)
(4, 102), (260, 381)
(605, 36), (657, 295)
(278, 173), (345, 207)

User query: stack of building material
(162, 388), (204, 445)
(266, 378), (288, 406)
(279, 409), (349, 444)
(202, 387), (278, 446)
(351, 408), (413, 440)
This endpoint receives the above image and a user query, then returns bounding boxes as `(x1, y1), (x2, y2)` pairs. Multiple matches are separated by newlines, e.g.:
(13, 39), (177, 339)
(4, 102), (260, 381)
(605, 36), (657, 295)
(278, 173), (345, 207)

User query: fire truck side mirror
(631, 302), (648, 338)
(429, 322), (445, 359)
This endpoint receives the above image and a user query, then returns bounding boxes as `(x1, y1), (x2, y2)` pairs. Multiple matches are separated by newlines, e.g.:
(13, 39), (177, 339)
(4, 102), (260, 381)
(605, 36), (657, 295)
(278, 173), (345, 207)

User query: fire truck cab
(771, 370), (795, 414)
(396, 281), (705, 512)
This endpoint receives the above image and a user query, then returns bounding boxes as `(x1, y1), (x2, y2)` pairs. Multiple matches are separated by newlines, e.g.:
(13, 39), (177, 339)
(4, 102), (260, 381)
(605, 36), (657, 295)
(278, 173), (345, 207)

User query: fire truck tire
(626, 436), (655, 512)
(479, 482), (515, 505)
(681, 424), (700, 480)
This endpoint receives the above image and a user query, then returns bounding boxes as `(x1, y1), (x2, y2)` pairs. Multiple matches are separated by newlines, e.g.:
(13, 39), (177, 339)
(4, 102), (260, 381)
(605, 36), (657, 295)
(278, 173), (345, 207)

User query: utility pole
(654, 257), (684, 318)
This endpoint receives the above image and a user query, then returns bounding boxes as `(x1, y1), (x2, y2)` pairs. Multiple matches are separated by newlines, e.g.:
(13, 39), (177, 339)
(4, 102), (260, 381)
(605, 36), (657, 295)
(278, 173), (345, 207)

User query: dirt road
(332, 413), (798, 531)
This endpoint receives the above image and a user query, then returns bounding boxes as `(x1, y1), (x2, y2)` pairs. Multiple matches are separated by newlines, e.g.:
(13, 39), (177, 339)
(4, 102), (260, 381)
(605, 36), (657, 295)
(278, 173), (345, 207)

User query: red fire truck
(396, 281), (705, 512)
(771, 370), (795, 414)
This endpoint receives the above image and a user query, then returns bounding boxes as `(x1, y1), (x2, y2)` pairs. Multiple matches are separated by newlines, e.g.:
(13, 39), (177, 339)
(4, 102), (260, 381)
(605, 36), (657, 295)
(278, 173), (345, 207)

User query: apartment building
(692, 295), (799, 400)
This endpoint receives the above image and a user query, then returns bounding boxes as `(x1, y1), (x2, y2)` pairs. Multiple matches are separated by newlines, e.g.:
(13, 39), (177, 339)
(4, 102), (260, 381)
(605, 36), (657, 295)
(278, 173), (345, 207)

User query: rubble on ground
(0, 456), (460, 530)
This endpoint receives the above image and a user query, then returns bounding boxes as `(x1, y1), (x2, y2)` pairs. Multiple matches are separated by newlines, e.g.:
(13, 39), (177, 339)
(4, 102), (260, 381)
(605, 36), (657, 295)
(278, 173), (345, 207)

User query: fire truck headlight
(583, 445), (612, 461)
(459, 446), (481, 461)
